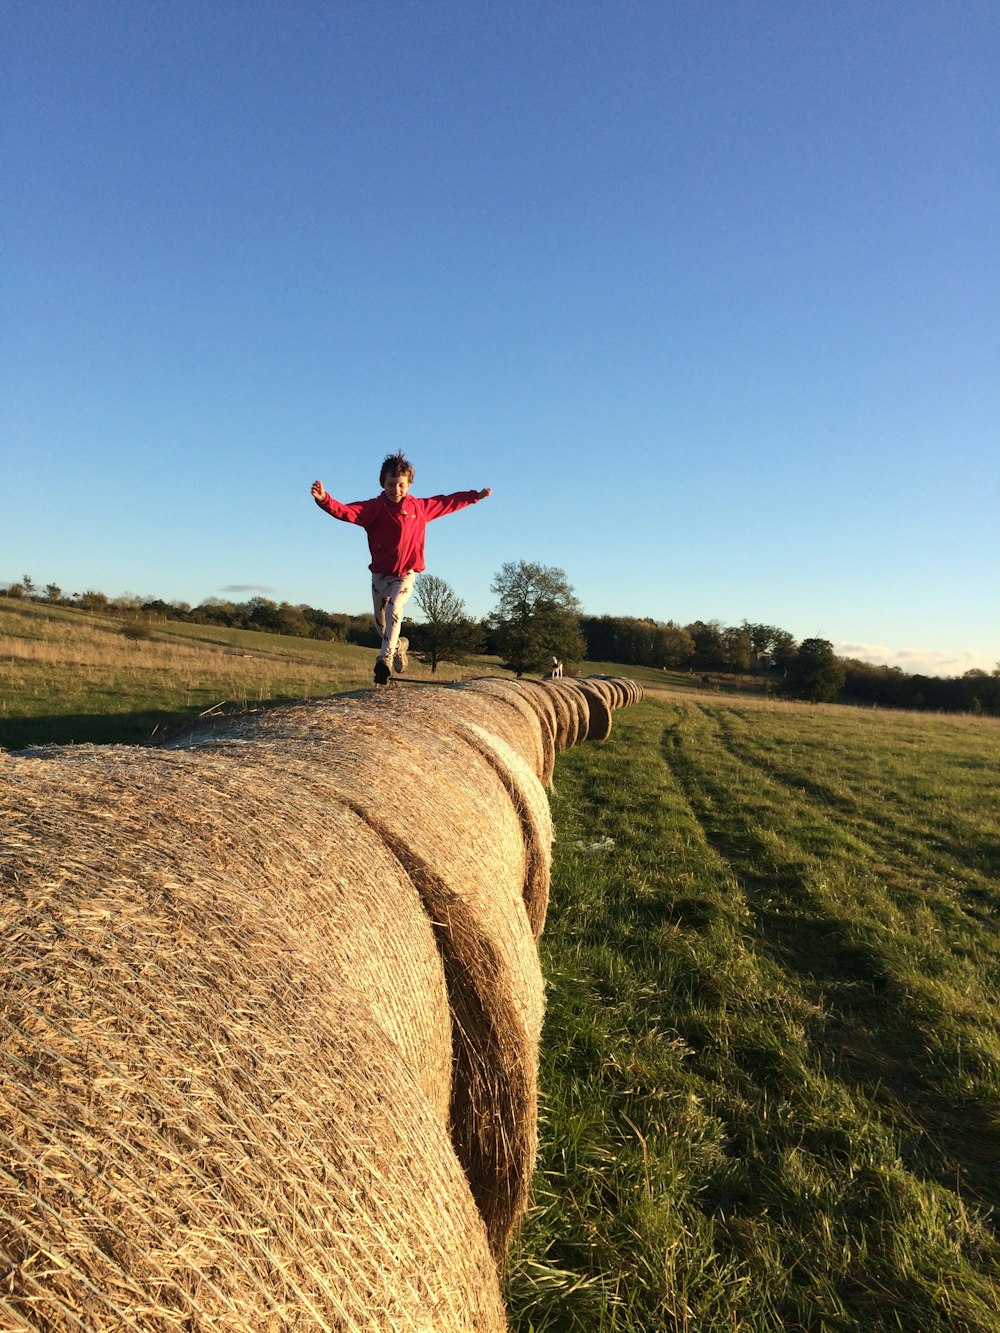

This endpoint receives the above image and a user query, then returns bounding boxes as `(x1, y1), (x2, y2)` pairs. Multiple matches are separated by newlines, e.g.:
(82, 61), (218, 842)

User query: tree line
(5, 567), (998, 715)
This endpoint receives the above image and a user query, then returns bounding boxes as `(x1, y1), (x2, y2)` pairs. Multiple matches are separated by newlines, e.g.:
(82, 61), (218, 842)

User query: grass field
(506, 693), (1000, 1330)
(4, 598), (999, 1328)
(0, 597), (510, 748)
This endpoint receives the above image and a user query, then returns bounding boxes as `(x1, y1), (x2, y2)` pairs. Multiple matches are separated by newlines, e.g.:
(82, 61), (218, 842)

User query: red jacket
(315, 489), (482, 576)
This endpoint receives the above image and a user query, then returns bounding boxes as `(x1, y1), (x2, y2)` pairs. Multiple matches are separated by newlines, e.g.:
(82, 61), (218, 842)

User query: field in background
(0, 598), (705, 749)
(5, 597), (999, 1328)
(507, 695), (1000, 1330)
(0, 598), (508, 748)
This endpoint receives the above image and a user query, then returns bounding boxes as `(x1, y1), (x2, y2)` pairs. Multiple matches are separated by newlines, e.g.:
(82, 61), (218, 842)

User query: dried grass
(444, 679), (555, 785)
(584, 675), (624, 708)
(0, 675), (642, 1328)
(572, 680), (613, 742)
(181, 696), (543, 1255)
(454, 721), (552, 938)
(0, 745), (504, 1330)
(549, 682), (586, 757)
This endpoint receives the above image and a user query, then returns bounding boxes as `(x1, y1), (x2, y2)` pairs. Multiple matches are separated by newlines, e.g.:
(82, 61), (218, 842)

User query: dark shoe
(373, 658), (391, 686)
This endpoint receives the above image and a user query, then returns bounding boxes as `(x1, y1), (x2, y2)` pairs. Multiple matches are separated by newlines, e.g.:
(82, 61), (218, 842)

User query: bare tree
(413, 575), (481, 673)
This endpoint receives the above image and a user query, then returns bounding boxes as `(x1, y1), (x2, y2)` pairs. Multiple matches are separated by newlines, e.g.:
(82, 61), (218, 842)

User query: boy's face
(382, 470), (412, 503)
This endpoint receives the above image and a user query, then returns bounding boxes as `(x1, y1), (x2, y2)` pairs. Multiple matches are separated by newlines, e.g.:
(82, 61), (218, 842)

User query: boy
(311, 452), (491, 685)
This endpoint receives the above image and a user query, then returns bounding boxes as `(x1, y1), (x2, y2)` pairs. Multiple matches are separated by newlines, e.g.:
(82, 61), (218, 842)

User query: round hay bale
(607, 676), (642, 705)
(182, 701), (545, 1257)
(580, 675), (620, 710)
(543, 681), (585, 749)
(612, 677), (638, 707)
(498, 680), (560, 760)
(449, 678), (555, 785)
(456, 720), (552, 937)
(530, 678), (573, 752)
(2, 744), (454, 1121)
(550, 682), (593, 746)
(588, 675), (627, 708)
(332, 688), (552, 936)
(573, 680), (613, 742)
(0, 752), (506, 1331)
(398, 679), (551, 787)
(617, 678), (636, 706)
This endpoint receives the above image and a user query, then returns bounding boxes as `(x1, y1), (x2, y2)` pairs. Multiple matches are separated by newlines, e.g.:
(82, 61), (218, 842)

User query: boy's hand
(477, 488), (492, 500)
(311, 480), (326, 502)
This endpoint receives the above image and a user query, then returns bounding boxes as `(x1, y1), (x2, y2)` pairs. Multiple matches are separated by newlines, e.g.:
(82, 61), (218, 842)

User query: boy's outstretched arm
(311, 480), (369, 524)
(477, 488), (492, 499)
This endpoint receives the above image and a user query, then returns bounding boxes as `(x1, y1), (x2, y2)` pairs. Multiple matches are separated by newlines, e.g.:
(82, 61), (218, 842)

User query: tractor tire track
(659, 705), (1000, 1216)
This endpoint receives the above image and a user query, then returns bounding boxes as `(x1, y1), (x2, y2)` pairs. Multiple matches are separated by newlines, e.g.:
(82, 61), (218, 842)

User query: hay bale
(498, 680), (560, 760)
(572, 680), (613, 742)
(179, 698), (545, 1257)
(1, 675), (645, 1322)
(610, 677), (636, 707)
(455, 720), (552, 937)
(188, 685), (554, 942)
(615, 676), (643, 705)
(615, 679), (634, 706)
(585, 675), (643, 708)
(17, 745), (455, 1121)
(544, 681), (586, 749)
(556, 682), (599, 746)
(0, 748), (506, 1330)
(450, 679), (555, 785)
(529, 679), (573, 753)
(585, 675), (626, 708)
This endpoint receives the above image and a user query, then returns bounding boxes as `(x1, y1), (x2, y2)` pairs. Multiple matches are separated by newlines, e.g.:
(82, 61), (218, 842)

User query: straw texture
(0, 675), (642, 1330)
(572, 681), (613, 742)
(0, 747), (503, 1330)
(177, 697), (544, 1257)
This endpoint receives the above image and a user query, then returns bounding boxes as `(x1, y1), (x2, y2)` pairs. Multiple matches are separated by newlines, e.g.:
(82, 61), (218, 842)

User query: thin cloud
(219, 584), (278, 595)
(835, 643), (994, 678)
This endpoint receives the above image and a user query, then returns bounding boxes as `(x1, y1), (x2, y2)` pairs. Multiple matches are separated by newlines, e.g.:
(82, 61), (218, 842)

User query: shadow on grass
(0, 680), (498, 753)
(0, 699), (310, 750)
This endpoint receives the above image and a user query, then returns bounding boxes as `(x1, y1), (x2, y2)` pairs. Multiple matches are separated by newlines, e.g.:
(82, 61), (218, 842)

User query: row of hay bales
(0, 674), (642, 1331)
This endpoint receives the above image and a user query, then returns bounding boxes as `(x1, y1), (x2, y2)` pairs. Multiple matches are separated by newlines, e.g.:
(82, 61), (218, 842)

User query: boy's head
(380, 450), (414, 503)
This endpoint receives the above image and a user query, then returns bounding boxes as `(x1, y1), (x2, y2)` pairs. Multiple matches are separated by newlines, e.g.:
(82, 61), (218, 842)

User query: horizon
(2, 577), (993, 681)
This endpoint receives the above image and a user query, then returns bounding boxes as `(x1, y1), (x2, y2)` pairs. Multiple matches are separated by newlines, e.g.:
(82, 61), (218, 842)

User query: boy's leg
(371, 571), (415, 672)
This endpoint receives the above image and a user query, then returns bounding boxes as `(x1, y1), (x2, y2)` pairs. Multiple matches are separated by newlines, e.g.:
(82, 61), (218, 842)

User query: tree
(22, 574), (35, 598)
(247, 597), (282, 633)
(745, 622), (795, 666)
(489, 560), (584, 677)
(721, 624), (752, 672)
(579, 616), (694, 669)
(771, 628), (798, 668)
(412, 575), (482, 673)
(686, 619), (726, 671)
(655, 621), (695, 669)
(784, 638), (845, 702)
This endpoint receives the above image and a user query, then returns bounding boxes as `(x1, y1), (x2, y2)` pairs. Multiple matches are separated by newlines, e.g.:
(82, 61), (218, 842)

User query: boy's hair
(380, 450), (415, 485)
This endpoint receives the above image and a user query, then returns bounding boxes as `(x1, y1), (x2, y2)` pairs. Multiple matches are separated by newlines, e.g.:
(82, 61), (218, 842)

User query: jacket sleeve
(419, 491), (482, 522)
(315, 493), (374, 525)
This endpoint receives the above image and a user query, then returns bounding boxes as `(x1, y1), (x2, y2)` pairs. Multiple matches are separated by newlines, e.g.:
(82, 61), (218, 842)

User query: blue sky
(3, 0), (997, 676)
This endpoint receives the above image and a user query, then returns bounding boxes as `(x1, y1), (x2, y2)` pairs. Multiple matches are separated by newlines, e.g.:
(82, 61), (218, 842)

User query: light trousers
(371, 570), (415, 665)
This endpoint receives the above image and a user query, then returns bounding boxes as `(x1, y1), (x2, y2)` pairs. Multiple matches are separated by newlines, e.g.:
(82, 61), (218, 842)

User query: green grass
(506, 695), (1000, 1331)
